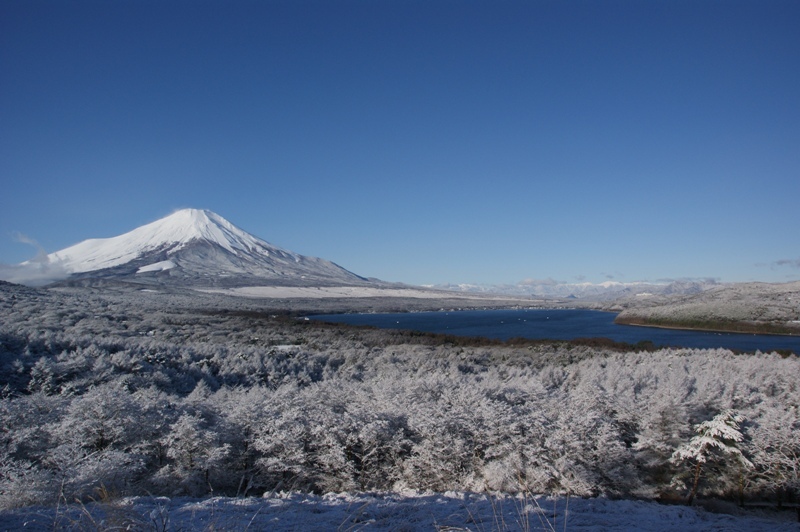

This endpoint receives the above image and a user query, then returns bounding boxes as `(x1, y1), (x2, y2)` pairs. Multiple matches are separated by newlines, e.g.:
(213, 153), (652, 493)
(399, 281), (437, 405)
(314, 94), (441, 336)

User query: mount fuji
(14, 209), (368, 287)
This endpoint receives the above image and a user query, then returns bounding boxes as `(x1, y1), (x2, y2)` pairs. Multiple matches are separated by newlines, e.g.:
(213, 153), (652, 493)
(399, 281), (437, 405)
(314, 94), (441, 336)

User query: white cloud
(0, 261), (70, 286)
(774, 258), (800, 269)
(0, 233), (70, 286)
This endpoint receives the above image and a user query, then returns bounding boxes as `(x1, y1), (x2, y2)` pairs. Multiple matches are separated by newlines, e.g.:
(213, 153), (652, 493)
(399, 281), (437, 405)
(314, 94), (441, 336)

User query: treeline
(615, 314), (800, 337)
(0, 284), (799, 510)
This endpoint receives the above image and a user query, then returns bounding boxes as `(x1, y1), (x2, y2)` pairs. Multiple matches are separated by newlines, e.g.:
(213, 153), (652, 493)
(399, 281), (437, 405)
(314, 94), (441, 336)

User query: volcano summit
(13, 209), (367, 287)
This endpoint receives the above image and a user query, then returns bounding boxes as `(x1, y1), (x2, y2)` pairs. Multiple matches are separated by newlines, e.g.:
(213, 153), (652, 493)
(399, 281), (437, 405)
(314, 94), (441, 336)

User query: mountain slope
(614, 281), (800, 335)
(21, 209), (367, 287)
(46, 209), (283, 273)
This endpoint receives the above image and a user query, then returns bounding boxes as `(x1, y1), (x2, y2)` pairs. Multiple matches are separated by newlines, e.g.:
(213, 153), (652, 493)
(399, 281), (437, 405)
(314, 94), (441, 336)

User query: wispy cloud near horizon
(0, 261), (70, 286)
(11, 232), (49, 263)
(774, 258), (800, 269)
(0, 232), (70, 286)
(756, 258), (800, 271)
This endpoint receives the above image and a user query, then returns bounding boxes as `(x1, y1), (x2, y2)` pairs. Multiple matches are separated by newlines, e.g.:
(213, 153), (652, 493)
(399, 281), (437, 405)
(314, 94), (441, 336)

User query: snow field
(197, 285), (515, 299)
(2, 492), (796, 531)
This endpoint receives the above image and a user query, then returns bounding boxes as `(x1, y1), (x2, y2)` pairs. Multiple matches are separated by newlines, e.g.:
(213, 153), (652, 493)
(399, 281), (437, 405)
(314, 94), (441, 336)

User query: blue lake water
(310, 309), (800, 352)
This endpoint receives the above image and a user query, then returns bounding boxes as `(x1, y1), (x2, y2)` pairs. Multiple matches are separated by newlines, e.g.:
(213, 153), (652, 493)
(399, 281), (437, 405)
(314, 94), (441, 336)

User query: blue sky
(2, 0), (798, 286)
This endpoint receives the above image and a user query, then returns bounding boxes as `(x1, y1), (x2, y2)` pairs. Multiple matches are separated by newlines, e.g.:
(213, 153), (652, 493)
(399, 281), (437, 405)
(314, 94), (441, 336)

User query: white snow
(1, 492), (794, 531)
(136, 260), (176, 273)
(197, 286), (528, 300)
(34, 209), (294, 274)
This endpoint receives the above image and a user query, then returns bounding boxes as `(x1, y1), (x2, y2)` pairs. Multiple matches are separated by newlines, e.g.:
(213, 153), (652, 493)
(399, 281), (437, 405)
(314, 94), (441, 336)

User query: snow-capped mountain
(18, 209), (367, 286)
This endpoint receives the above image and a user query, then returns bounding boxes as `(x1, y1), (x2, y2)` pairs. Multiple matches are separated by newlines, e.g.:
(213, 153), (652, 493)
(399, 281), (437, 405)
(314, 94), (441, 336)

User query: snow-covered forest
(1, 282), (798, 528)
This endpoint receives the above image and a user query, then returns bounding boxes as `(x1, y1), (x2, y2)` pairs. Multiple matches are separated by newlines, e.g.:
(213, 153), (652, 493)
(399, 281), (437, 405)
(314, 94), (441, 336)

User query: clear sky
(1, 0), (798, 286)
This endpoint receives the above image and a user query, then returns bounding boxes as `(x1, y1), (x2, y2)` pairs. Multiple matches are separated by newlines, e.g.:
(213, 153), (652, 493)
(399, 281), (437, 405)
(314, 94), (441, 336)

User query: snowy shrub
(0, 459), (54, 509)
(159, 413), (231, 496)
(738, 405), (800, 502)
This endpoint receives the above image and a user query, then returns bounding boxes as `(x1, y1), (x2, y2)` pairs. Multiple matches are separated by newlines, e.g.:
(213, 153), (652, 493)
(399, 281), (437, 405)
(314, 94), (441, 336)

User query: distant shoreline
(614, 316), (800, 337)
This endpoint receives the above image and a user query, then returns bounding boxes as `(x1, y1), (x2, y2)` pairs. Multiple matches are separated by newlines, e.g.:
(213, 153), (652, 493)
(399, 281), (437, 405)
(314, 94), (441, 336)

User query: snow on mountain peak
(152, 209), (273, 254)
(43, 209), (291, 274)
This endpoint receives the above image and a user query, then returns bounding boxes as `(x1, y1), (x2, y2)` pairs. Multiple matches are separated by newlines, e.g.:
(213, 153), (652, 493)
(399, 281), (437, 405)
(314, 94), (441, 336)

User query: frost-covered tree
(27, 357), (56, 394)
(159, 413), (230, 496)
(0, 393), (63, 508)
(252, 385), (318, 492)
(401, 378), (492, 491)
(540, 393), (639, 497)
(56, 383), (141, 452)
(632, 398), (692, 495)
(37, 383), (149, 500)
(670, 410), (753, 504)
(211, 386), (269, 496)
(747, 405), (800, 504)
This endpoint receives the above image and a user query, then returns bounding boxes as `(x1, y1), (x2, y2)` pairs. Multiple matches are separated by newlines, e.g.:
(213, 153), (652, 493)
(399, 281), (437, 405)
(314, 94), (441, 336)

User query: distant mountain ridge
(430, 278), (719, 301)
(13, 209), (367, 287)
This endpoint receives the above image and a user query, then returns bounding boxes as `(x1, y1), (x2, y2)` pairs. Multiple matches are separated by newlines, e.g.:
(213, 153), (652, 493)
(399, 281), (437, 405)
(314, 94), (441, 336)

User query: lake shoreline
(614, 316), (800, 337)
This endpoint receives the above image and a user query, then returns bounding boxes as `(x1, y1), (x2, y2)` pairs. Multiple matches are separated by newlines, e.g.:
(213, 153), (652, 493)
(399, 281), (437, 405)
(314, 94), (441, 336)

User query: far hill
(614, 281), (800, 335)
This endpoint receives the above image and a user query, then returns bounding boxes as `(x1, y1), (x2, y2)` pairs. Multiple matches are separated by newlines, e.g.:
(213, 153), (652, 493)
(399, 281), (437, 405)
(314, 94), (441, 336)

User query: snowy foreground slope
(1, 284), (798, 531)
(2, 492), (797, 531)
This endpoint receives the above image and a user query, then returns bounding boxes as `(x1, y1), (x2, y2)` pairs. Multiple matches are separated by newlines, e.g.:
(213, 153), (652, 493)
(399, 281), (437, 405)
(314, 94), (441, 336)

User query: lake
(310, 308), (800, 352)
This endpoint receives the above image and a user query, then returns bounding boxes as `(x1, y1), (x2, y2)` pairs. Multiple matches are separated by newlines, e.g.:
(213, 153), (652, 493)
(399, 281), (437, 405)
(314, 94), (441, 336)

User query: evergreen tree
(670, 410), (753, 505)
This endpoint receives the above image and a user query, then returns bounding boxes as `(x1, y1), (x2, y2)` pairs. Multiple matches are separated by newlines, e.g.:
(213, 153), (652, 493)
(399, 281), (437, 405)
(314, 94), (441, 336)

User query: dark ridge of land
(614, 315), (800, 337)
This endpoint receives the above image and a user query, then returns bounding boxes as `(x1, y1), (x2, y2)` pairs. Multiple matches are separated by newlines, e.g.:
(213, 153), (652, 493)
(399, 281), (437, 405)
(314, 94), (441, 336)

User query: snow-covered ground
(197, 285), (527, 300)
(137, 259), (177, 273)
(2, 492), (796, 531)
